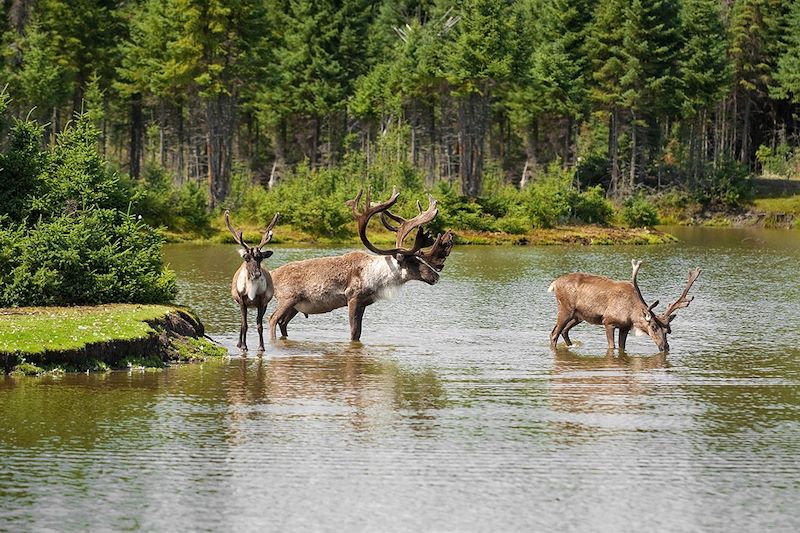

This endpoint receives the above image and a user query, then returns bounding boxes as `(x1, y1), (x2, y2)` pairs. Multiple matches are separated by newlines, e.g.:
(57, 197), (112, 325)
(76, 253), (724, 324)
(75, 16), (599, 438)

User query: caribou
(268, 187), (454, 341)
(548, 259), (701, 352)
(225, 210), (280, 351)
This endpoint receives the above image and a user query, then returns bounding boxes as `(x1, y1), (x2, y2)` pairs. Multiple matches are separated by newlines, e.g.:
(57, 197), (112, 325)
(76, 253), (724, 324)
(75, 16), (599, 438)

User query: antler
(225, 210), (280, 250)
(419, 230), (455, 271)
(631, 259), (659, 317)
(225, 210), (248, 249)
(346, 187), (403, 256)
(660, 267), (702, 320)
(382, 195), (439, 252)
(257, 213), (280, 249)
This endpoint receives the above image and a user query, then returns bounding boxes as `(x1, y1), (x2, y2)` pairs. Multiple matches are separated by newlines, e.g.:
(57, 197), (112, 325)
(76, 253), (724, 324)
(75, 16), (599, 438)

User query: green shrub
(621, 194), (659, 227)
(574, 185), (614, 225)
(28, 116), (133, 217)
(694, 158), (753, 210)
(519, 163), (577, 228)
(133, 165), (211, 234)
(575, 154), (610, 190)
(0, 119), (46, 220)
(756, 143), (798, 178)
(0, 209), (176, 307)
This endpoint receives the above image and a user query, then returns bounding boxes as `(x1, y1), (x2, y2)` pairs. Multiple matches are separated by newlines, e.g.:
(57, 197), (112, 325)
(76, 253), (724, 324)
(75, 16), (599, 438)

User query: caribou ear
(644, 311), (652, 322)
(260, 250), (274, 259)
(238, 248), (248, 258)
(668, 313), (677, 323)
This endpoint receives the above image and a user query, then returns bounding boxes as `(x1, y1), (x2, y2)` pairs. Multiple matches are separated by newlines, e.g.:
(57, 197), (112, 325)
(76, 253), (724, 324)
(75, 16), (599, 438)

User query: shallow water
(2, 227), (799, 532)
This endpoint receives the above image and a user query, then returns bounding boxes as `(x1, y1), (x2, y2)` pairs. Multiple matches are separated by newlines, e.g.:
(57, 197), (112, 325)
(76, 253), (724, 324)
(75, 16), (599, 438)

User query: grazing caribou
(269, 188), (454, 341)
(225, 210), (280, 351)
(548, 259), (701, 352)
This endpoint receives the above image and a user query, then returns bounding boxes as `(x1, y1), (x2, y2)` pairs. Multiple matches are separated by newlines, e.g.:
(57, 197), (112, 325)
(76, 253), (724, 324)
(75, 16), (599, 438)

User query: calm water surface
(2, 227), (799, 532)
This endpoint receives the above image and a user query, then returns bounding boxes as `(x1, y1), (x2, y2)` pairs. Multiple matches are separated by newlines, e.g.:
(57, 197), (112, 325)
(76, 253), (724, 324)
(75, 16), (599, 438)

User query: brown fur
(549, 263), (700, 353)
(269, 251), (440, 341)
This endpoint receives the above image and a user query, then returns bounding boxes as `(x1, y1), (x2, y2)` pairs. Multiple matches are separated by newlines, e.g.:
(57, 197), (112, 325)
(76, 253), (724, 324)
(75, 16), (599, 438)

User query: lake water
(2, 227), (799, 532)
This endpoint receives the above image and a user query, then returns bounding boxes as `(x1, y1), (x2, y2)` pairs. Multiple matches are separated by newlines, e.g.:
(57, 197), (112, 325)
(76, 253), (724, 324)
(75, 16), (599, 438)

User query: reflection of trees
(224, 342), (446, 437)
(547, 348), (668, 440)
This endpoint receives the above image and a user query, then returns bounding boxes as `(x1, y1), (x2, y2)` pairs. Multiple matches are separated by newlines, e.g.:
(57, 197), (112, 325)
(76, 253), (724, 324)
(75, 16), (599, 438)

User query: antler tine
(662, 267), (702, 317)
(257, 213), (280, 249)
(394, 193), (438, 253)
(630, 259), (648, 304)
(380, 210), (403, 232)
(224, 210), (248, 248)
(346, 187), (404, 256)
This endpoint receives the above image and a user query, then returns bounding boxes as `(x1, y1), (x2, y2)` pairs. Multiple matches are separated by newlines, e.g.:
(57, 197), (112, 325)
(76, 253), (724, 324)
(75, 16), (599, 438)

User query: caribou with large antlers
(268, 187), (454, 341)
(548, 260), (701, 352)
(225, 210), (280, 351)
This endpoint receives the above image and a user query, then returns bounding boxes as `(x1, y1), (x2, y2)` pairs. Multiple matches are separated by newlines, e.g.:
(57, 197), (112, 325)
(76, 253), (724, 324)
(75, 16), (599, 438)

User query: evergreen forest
(3, 0), (800, 240)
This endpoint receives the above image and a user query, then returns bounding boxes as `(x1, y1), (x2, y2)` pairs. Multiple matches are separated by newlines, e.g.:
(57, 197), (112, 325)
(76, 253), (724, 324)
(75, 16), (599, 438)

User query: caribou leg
(239, 305), (248, 351)
(618, 327), (630, 353)
(256, 305), (267, 351)
(561, 318), (580, 346)
(269, 300), (295, 340)
(604, 323), (616, 350)
(278, 308), (299, 338)
(550, 310), (573, 347)
(348, 298), (366, 341)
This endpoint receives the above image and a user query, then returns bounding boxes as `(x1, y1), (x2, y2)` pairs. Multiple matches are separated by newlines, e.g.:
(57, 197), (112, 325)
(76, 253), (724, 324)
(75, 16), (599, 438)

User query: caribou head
(346, 187), (454, 286)
(629, 259), (702, 352)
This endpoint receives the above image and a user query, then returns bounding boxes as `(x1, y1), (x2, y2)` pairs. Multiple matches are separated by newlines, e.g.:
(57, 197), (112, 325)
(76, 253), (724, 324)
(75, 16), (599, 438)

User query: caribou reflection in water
(546, 346), (668, 440)
(223, 342), (446, 439)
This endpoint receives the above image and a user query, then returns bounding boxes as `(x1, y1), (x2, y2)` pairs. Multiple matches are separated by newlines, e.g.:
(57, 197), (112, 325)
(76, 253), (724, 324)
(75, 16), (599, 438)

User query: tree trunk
(740, 94), (751, 165)
(457, 91), (489, 198)
(629, 113), (637, 193)
(206, 93), (236, 208)
(609, 108), (620, 198)
(521, 118), (539, 188)
(129, 93), (143, 179)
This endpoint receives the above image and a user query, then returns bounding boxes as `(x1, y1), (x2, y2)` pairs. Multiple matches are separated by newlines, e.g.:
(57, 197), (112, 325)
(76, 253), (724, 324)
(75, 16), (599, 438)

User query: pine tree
(586, 0), (629, 195)
(729, 0), (787, 163)
(680, 0), (731, 174)
(443, 0), (516, 198)
(774, 0), (800, 103)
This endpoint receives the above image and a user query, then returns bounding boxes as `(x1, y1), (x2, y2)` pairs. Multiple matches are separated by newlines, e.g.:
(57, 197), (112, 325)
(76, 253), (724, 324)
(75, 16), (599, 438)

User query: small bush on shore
(621, 194), (660, 227)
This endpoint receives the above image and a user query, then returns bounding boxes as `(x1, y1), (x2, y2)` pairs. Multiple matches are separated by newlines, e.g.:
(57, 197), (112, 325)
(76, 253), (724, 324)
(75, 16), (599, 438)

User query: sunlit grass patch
(752, 195), (800, 215)
(0, 304), (174, 354)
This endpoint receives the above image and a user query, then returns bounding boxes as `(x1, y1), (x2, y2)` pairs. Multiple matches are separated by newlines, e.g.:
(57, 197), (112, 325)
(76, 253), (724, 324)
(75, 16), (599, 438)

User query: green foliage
(774, 0), (800, 103)
(0, 118), (46, 220)
(0, 109), (177, 307)
(575, 154), (611, 189)
(694, 159), (754, 210)
(680, 0), (731, 115)
(756, 143), (799, 178)
(0, 209), (176, 307)
(133, 165), (211, 233)
(574, 185), (615, 225)
(621, 194), (660, 227)
(29, 115), (132, 216)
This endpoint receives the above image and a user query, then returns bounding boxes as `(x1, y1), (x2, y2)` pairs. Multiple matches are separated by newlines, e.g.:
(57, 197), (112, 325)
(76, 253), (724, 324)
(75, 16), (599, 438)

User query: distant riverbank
(166, 222), (680, 247)
(1, 305), (226, 375)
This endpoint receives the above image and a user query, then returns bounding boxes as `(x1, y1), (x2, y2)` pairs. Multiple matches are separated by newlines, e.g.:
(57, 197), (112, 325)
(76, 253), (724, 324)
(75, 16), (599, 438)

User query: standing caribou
(268, 187), (454, 341)
(225, 210), (280, 351)
(548, 259), (701, 352)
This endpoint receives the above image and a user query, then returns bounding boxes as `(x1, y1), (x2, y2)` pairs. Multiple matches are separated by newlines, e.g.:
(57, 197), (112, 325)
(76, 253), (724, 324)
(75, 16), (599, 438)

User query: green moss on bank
(1, 304), (225, 374)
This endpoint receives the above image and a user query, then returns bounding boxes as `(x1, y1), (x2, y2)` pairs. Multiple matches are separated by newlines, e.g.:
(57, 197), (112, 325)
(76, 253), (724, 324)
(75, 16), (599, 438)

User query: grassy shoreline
(1, 304), (226, 375)
(165, 221), (680, 246)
